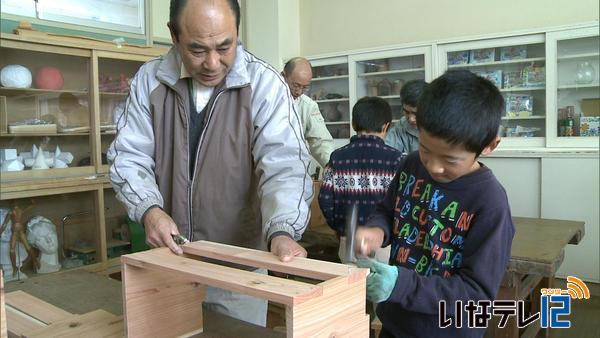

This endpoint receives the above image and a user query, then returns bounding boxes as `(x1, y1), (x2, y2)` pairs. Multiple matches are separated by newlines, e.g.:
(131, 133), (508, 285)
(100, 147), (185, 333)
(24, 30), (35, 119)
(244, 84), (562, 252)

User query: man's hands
(270, 235), (307, 262)
(356, 259), (398, 303)
(355, 226), (385, 257)
(143, 207), (184, 255)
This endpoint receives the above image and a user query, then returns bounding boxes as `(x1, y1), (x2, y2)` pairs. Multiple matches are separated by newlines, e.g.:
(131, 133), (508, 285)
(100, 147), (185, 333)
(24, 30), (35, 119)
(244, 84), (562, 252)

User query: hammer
(343, 203), (359, 263)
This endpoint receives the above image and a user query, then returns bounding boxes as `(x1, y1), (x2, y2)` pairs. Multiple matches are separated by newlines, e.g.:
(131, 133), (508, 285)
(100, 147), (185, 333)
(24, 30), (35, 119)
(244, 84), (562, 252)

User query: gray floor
(4, 269), (123, 315)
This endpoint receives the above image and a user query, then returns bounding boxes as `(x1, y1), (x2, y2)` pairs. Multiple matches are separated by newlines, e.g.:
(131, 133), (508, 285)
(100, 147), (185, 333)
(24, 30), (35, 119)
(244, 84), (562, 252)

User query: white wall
(244, 0), (300, 70)
(540, 158), (600, 282)
(299, 0), (599, 56)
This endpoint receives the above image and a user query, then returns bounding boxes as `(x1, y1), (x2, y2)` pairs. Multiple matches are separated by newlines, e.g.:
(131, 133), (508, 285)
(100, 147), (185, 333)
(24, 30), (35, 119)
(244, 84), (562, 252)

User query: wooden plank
(508, 217), (584, 275)
(0, 182), (101, 200)
(0, 175), (105, 193)
(94, 188), (108, 266)
(182, 240), (356, 280)
(122, 263), (205, 338)
(25, 309), (121, 338)
(508, 248), (565, 277)
(0, 38), (91, 57)
(4, 291), (72, 325)
(5, 306), (47, 338)
(0, 167), (95, 186)
(123, 248), (322, 306)
(286, 275), (368, 337)
(1, 32), (166, 57)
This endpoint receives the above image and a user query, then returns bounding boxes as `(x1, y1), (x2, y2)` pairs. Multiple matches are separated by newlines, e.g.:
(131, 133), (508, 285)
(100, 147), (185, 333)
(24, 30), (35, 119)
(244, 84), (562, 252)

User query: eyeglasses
(290, 82), (311, 94)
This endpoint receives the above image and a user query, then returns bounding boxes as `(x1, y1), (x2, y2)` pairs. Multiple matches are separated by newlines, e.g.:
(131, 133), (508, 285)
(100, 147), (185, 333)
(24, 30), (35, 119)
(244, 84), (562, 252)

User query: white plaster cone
(32, 147), (49, 170)
(32, 144), (38, 157)
(53, 158), (68, 168)
(54, 145), (62, 160)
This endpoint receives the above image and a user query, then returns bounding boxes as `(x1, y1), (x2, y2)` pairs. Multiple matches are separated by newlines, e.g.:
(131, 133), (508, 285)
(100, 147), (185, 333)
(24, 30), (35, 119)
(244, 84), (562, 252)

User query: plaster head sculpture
(26, 216), (60, 273)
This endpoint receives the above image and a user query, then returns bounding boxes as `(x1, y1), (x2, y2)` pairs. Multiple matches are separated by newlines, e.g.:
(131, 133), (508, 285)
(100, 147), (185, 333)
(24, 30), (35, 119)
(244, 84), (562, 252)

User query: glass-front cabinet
(0, 188), (101, 282)
(0, 40), (96, 179)
(350, 47), (432, 126)
(96, 52), (147, 172)
(438, 35), (547, 148)
(0, 33), (165, 281)
(546, 26), (600, 147)
(308, 56), (351, 139)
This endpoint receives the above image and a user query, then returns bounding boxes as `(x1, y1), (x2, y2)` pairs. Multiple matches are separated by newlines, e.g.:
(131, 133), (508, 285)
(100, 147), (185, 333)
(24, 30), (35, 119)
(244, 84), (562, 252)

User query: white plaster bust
(26, 216), (60, 273)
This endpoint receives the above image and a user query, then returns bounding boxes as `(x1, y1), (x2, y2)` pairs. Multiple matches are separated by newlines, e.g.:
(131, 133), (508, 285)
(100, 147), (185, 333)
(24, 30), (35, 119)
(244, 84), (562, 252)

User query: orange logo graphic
(564, 276), (590, 299)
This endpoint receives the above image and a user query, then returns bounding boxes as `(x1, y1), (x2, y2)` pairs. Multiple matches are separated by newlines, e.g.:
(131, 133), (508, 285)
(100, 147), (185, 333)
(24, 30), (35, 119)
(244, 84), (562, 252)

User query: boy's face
(418, 129), (498, 183)
(403, 105), (418, 128)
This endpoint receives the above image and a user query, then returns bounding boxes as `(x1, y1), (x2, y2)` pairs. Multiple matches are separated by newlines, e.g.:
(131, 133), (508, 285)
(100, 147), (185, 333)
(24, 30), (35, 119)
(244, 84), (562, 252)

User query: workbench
(489, 216), (585, 338)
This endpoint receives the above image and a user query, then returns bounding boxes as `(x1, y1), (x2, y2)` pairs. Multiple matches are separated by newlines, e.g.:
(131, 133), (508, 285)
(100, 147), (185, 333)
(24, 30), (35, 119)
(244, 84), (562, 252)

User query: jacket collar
(350, 134), (386, 145)
(156, 41), (250, 90)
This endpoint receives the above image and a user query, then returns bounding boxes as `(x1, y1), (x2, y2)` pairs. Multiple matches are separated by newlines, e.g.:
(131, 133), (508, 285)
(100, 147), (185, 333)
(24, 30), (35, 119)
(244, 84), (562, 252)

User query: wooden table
(489, 217), (585, 338)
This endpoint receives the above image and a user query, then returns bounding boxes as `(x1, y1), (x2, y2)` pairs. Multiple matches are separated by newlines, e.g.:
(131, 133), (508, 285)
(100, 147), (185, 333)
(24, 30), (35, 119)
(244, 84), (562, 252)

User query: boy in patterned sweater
(318, 96), (404, 263)
(356, 70), (515, 338)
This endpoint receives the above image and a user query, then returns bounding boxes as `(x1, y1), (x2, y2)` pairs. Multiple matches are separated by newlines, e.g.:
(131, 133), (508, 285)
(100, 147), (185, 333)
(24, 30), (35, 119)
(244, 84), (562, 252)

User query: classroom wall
(244, 0), (300, 70)
(299, 0), (600, 56)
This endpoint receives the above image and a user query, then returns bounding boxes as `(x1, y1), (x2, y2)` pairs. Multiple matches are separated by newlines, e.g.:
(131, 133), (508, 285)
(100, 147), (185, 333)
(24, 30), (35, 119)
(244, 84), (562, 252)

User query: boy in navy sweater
(318, 96), (403, 263)
(356, 70), (515, 338)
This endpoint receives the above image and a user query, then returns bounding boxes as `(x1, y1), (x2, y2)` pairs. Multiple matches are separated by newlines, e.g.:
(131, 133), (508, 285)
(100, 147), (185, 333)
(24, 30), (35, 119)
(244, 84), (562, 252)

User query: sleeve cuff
(266, 222), (298, 243)
(134, 198), (164, 224)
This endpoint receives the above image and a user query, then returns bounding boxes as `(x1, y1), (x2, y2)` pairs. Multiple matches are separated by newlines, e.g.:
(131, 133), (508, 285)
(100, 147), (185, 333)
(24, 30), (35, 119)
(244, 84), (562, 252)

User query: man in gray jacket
(108, 0), (312, 326)
(385, 79), (428, 154)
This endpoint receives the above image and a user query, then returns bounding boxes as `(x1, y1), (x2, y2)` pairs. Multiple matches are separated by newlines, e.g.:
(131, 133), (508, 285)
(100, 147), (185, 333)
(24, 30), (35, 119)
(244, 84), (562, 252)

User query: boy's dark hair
(417, 70), (504, 156)
(352, 96), (392, 133)
(169, 0), (241, 40)
(400, 79), (428, 107)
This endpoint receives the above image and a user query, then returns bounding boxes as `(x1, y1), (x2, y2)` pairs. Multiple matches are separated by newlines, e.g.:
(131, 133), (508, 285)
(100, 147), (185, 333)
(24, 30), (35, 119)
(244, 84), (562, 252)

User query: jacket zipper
(187, 84), (246, 241)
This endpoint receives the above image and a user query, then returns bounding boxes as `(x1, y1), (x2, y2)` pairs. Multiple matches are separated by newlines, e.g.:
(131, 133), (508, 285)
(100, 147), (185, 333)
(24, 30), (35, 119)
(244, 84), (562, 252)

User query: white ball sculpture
(0, 65), (33, 88)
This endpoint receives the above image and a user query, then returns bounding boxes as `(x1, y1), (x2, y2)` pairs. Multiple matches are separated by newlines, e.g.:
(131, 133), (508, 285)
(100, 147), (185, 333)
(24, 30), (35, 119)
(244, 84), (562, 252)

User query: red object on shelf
(35, 66), (64, 90)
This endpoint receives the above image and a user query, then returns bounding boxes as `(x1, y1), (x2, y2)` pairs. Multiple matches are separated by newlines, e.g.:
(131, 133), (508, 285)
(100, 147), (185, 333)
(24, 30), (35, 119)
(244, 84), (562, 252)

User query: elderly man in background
(282, 57), (334, 168)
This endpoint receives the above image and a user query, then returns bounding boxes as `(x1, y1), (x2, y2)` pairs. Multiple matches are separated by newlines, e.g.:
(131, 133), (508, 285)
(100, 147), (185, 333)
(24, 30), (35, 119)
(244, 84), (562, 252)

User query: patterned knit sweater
(318, 134), (404, 236)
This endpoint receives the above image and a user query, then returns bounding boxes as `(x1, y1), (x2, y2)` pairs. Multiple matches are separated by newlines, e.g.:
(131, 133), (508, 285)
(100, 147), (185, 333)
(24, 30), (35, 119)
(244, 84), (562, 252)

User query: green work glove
(357, 259), (399, 303)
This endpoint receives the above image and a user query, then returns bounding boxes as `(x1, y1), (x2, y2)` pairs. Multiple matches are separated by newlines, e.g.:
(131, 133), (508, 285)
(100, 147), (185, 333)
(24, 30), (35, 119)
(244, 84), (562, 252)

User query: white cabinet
(349, 47), (432, 126)
(308, 47), (433, 141)
(546, 26), (600, 148)
(308, 56), (351, 140)
(437, 34), (547, 148)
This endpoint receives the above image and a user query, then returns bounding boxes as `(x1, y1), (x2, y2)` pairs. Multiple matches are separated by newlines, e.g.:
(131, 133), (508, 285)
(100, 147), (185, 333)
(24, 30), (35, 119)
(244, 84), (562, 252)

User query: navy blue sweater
(318, 135), (403, 236)
(367, 152), (515, 338)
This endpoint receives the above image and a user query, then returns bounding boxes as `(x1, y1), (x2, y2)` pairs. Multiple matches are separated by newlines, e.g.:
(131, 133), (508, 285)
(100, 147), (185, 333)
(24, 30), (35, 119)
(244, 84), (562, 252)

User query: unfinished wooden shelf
(121, 240), (370, 337)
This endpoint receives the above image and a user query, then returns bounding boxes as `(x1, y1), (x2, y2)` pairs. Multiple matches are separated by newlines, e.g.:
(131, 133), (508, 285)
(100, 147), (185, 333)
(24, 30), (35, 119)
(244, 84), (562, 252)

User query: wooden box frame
(121, 241), (369, 337)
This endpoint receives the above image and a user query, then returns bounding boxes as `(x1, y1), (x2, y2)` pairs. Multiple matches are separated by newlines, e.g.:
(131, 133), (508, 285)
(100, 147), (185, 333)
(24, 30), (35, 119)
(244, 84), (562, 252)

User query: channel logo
(564, 276), (590, 299)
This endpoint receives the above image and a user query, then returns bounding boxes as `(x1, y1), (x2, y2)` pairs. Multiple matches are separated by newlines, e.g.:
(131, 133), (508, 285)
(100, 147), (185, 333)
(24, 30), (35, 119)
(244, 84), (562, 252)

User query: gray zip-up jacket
(107, 44), (313, 250)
